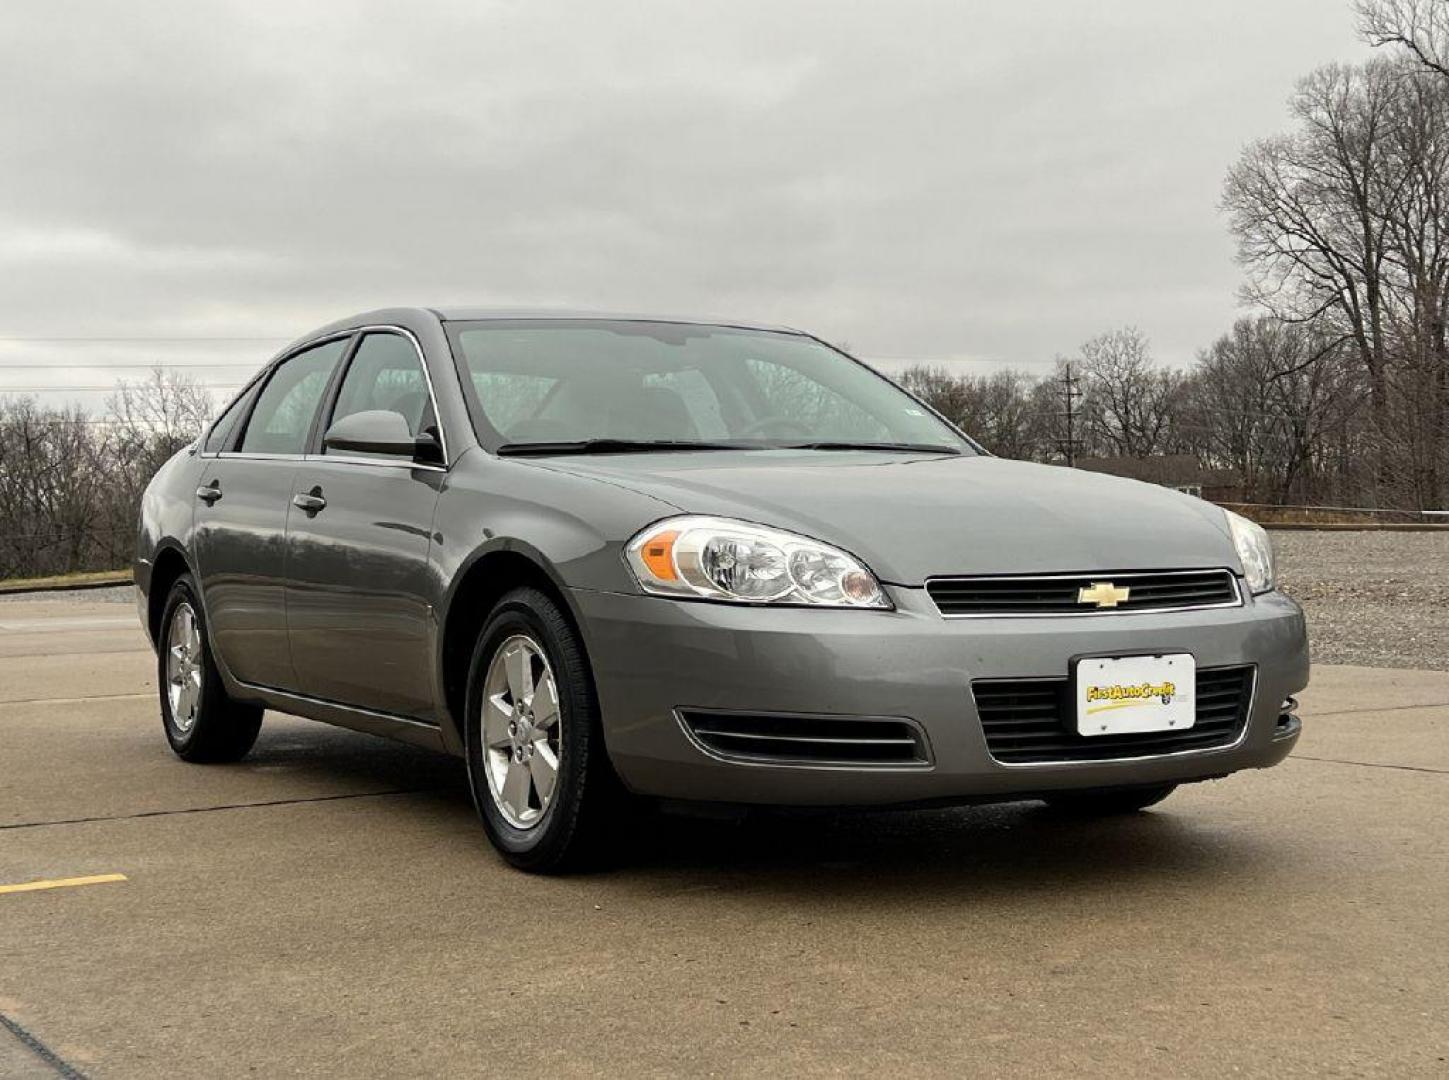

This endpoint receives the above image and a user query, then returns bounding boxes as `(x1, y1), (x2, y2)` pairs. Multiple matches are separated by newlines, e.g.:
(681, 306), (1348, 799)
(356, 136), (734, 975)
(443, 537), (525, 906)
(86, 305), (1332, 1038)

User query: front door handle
(292, 490), (327, 515)
(196, 482), (223, 505)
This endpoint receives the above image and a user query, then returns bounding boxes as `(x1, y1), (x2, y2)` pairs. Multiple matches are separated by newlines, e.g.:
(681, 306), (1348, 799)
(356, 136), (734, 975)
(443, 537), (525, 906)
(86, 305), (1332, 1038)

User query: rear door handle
(196, 482), (222, 505)
(292, 491), (327, 515)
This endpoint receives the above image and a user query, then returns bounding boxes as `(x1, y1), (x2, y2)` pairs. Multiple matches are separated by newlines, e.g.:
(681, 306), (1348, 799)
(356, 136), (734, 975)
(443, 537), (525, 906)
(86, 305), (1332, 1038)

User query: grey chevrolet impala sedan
(136, 308), (1308, 870)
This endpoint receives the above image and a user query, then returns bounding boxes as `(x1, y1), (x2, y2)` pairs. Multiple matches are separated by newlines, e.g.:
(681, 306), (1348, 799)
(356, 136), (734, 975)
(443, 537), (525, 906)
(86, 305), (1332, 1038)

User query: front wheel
(157, 574), (263, 763)
(464, 587), (621, 872)
(1042, 783), (1177, 816)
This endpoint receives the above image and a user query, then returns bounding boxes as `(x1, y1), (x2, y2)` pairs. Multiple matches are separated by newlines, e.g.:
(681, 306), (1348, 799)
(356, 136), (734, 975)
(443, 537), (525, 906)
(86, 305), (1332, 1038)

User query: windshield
(446, 320), (974, 454)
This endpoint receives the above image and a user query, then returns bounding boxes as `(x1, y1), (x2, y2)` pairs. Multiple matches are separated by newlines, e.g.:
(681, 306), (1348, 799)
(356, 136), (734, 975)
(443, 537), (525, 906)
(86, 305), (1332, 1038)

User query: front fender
(430, 452), (679, 597)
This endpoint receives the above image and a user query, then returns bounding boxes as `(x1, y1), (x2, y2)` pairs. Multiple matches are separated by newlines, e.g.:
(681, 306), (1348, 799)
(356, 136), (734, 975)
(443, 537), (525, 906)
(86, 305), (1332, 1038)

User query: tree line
(898, 318), (1368, 507)
(0, 371), (212, 580)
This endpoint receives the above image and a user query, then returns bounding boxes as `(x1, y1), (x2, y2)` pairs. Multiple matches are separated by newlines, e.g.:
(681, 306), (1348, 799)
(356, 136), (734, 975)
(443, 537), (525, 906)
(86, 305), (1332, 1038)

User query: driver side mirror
(324, 410), (443, 465)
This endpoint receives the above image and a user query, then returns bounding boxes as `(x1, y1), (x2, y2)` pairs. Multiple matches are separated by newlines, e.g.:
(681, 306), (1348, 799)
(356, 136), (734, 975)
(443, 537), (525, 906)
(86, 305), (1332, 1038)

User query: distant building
(1075, 455), (1241, 502)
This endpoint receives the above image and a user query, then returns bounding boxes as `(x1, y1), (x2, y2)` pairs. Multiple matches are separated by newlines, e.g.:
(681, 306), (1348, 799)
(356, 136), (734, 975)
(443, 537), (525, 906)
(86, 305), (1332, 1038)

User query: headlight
(1225, 509), (1274, 594)
(625, 516), (891, 608)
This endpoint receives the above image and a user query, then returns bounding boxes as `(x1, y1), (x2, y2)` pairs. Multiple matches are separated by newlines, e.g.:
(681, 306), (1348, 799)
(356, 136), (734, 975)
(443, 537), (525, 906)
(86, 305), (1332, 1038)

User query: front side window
(326, 332), (437, 455)
(447, 320), (972, 453)
(239, 338), (348, 455)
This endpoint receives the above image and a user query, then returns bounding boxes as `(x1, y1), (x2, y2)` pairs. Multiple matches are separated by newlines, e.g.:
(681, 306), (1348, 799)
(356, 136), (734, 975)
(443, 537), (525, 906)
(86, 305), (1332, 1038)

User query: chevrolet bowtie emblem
(1078, 581), (1131, 608)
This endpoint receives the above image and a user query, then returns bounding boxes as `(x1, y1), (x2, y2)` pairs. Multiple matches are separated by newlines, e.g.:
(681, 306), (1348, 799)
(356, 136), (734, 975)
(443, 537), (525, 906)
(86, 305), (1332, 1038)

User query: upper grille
(678, 710), (930, 768)
(972, 665), (1255, 764)
(926, 569), (1241, 617)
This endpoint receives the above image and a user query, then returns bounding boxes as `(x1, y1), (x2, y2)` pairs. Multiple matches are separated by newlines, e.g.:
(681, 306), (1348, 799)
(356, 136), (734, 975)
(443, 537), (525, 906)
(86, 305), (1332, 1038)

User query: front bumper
(572, 583), (1309, 806)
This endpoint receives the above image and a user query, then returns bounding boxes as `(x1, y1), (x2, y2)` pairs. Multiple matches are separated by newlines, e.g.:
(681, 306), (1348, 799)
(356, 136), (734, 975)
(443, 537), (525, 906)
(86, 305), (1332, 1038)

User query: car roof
(429, 306), (800, 334)
(299, 306), (801, 337)
(274, 307), (810, 364)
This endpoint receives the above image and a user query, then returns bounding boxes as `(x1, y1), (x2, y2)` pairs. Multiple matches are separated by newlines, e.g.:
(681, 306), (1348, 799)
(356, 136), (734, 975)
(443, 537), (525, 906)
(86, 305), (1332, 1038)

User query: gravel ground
(3, 531), (1444, 670)
(0, 584), (135, 604)
(1273, 530), (1449, 671)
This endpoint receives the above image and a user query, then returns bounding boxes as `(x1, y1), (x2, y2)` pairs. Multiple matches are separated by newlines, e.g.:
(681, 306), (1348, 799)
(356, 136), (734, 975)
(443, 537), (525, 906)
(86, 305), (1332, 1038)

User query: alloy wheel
(166, 601), (204, 733)
(481, 634), (563, 828)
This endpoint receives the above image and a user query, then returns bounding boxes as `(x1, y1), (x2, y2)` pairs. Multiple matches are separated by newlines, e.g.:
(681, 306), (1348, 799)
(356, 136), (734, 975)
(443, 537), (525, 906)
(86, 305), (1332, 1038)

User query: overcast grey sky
(0, 0), (1369, 405)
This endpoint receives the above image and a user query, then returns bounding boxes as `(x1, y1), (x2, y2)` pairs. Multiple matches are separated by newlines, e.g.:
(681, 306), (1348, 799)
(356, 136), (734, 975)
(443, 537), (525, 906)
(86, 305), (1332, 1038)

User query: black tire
(1043, 783), (1177, 816)
(464, 586), (621, 872)
(157, 574), (263, 763)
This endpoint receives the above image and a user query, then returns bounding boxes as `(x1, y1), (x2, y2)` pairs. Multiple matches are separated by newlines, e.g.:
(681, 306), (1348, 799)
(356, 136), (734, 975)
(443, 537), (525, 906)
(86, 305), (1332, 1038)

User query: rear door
(284, 330), (446, 720)
(193, 336), (351, 692)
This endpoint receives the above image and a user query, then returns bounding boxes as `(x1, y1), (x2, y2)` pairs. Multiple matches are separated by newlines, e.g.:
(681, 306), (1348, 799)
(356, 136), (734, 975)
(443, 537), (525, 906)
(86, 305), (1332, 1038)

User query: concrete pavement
(1, 600), (1445, 1077)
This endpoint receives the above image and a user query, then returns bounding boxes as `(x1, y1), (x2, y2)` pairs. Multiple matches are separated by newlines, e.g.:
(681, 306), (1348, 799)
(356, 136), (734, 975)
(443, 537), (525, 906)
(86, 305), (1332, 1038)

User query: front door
(284, 331), (445, 720)
(192, 336), (351, 691)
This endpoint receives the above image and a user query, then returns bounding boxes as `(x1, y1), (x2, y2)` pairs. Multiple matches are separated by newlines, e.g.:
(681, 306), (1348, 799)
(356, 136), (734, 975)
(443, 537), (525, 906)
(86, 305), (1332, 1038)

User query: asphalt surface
(1, 599), (1446, 1078)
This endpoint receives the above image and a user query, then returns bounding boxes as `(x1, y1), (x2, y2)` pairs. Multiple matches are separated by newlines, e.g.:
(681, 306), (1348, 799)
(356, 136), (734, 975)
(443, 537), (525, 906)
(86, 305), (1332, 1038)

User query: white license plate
(1075, 654), (1195, 737)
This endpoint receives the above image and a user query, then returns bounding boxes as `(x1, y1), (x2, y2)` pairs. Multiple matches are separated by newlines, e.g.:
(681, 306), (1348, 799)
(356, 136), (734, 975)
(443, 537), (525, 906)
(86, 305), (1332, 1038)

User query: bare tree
(1183, 318), (1364, 503)
(1073, 327), (1184, 458)
(105, 368), (218, 551)
(896, 365), (1048, 458)
(1223, 63), (1396, 411)
(0, 398), (126, 577)
(1378, 70), (1449, 503)
(1226, 47), (1449, 508)
(1358, 0), (1449, 81)
(0, 368), (222, 580)
(895, 366), (982, 433)
(107, 366), (215, 446)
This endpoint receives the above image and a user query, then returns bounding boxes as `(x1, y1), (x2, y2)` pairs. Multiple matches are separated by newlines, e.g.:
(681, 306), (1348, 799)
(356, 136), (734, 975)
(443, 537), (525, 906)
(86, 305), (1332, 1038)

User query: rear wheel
(1042, 783), (1177, 815)
(464, 587), (621, 872)
(157, 574), (263, 763)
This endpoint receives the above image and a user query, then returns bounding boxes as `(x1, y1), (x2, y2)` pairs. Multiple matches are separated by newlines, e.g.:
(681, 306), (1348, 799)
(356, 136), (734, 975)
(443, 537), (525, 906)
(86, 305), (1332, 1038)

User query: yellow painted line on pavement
(0, 873), (127, 896)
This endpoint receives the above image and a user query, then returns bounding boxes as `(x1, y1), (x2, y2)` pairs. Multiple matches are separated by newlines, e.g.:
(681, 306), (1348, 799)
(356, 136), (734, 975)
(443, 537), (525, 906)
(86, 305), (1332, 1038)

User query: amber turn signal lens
(638, 530), (680, 581)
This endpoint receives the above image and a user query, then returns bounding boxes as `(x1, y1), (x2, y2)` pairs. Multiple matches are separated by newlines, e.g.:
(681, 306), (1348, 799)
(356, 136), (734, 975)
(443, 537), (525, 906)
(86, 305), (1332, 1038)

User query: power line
(0, 362), (256, 370)
(0, 336), (286, 343)
(0, 384), (242, 393)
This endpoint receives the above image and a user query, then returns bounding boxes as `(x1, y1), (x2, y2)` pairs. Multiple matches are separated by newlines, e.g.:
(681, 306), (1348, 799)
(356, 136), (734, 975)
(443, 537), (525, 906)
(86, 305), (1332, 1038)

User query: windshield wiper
(496, 438), (747, 457)
(774, 441), (965, 455)
(497, 438), (967, 457)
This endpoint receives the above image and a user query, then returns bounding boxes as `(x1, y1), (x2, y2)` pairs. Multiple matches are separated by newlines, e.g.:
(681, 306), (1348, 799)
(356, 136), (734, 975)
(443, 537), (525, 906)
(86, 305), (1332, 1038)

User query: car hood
(552, 450), (1241, 585)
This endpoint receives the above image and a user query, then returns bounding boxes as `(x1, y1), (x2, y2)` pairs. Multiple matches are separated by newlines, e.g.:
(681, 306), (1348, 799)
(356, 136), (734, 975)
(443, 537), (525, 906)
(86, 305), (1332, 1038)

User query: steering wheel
(738, 415), (811, 439)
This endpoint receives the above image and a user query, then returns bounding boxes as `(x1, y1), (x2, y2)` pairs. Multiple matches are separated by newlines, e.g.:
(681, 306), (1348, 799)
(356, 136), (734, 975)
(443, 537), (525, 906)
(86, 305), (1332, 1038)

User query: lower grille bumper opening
(678, 710), (932, 768)
(972, 665), (1256, 764)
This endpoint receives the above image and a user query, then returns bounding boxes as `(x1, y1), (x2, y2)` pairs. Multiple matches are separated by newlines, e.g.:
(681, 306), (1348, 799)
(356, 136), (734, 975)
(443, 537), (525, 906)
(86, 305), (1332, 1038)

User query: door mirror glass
(323, 410), (419, 458)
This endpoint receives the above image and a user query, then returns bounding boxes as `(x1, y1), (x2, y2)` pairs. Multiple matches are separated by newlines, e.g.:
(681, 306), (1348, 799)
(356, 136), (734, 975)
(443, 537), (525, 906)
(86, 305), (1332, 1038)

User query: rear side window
(327, 332), (436, 452)
(239, 338), (349, 455)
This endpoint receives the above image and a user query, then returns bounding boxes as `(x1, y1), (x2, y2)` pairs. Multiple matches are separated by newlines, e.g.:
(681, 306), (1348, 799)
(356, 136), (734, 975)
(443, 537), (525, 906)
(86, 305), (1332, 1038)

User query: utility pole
(1057, 362), (1082, 467)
